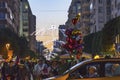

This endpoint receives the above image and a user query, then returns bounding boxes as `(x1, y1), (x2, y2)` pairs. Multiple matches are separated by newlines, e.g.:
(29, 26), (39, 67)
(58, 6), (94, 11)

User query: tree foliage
(0, 28), (36, 58)
(83, 16), (120, 54)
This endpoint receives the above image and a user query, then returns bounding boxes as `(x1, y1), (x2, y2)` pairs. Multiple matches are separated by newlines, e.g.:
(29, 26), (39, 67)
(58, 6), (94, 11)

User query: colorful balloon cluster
(63, 28), (83, 55)
(72, 13), (80, 25)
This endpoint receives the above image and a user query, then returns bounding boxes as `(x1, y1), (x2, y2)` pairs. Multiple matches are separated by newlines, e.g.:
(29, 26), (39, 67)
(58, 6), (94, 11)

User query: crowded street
(0, 0), (120, 80)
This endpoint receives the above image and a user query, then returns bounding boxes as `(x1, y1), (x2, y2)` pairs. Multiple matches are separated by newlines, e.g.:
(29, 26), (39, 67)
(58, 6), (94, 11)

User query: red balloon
(72, 18), (78, 25)
(66, 37), (70, 42)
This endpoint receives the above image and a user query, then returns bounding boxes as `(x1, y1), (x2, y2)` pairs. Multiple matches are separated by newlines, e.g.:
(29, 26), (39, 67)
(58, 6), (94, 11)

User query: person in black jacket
(1, 62), (9, 80)
(7, 61), (18, 80)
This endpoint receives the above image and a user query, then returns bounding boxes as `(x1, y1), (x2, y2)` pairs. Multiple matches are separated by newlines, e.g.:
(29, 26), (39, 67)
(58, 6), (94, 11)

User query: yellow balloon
(94, 55), (100, 59)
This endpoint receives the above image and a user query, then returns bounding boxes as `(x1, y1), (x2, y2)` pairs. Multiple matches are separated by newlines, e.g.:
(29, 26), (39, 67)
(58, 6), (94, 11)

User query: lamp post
(6, 43), (10, 51)
(5, 43), (13, 61)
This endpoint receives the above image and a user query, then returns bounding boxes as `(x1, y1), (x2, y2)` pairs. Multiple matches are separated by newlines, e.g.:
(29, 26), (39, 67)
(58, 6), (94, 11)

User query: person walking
(33, 59), (46, 80)
(50, 61), (59, 76)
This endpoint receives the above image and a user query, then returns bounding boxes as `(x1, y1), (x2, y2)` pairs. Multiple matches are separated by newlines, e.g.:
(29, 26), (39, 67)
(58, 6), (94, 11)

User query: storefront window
(0, 1), (5, 8)
(0, 12), (5, 19)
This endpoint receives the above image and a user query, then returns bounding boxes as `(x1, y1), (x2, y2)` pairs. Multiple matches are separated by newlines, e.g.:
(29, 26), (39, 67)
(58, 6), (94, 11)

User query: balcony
(83, 18), (90, 22)
(82, 3), (90, 7)
(0, 2), (12, 14)
(82, 11), (90, 15)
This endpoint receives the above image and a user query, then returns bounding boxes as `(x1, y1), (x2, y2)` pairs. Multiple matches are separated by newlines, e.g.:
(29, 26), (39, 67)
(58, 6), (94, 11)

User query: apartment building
(111, 0), (120, 18)
(111, 0), (120, 45)
(10, 0), (20, 34)
(90, 0), (108, 33)
(0, 0), (20, 33)
(80, 0), (91, 35)
(66, 0), (81, 28)
(66, 0), (91, 36)
(58, 25), (66, 41)
(29, 15), (36, 52)
(20, 0), (36, 52)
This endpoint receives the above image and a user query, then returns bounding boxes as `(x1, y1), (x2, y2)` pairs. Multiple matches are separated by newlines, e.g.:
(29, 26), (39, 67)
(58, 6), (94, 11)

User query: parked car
(44, 58), (120, 80)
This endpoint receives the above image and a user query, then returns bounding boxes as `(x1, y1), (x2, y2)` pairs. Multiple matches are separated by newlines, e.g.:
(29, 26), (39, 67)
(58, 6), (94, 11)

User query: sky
(28, 0), (72, 50)
(28, 0), (71, 30)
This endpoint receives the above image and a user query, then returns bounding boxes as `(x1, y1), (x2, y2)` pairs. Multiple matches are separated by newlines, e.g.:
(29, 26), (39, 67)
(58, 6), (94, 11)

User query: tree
(83, 16), (120, 54)
(0, 27), (36, 58)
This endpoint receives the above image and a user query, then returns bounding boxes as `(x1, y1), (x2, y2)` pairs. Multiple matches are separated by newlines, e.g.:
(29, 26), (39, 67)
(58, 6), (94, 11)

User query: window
(68, 63), (100, 79)
(115, 0), (117, 8)
(0, 12), (5, 19)
(23, 22), (28, 26)
(106, 0), (111, 5)
(0, 1), (5, 8)
(98, 17), (104, 23)
(23, 13), (28, 20)
(105, 62), (120, 77)
(23, 3), (28, 12)
(23, 28), (28, 32)
(118, 3), (120, 10)
(99, 0), (102, 4)
(107, 8), (111, 15)
(0, 24), (5, 28)
(98, 7), (103, 13)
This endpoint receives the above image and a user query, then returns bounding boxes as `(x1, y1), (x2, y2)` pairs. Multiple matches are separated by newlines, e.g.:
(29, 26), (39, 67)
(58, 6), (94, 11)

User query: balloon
(75, 13), (81, 22)
(78, 40), (83, 44)
(68, 44), (73, 49)
(72, 18), (78, 25)
(63, 27), (83, 54)
(65, 29), (70, 35)
(72, 29), (81, 35)
(70, 39), (77, 45)
(65, 28), (74, 36)
(76, 35), (81, 41)
(72, 36), (76, 39)
(66, 37), (70, 42)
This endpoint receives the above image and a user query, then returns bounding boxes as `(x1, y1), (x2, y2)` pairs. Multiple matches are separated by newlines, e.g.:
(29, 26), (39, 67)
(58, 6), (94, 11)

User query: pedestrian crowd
(0, 59), (33, 80)
(0, 58), (70, 80)
(33, 59), (70, 80)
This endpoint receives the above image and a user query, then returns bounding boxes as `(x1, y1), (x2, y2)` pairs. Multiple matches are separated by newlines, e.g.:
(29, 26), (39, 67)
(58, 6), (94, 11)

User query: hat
(89, 66), (97, 71)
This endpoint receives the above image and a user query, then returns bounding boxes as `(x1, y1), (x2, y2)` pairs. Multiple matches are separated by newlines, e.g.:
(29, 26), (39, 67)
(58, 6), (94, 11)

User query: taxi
(44, 58), (120, 80)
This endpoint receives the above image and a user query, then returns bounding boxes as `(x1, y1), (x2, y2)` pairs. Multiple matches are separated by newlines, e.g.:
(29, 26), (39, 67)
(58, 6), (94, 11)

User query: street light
(5, 43), (13, 61)
(6, 43), (10, 51)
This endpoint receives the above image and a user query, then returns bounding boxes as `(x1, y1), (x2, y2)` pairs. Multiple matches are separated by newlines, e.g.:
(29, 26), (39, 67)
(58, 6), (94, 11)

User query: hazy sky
(28, 0), (72, 50)
(28, 0), (72, 30)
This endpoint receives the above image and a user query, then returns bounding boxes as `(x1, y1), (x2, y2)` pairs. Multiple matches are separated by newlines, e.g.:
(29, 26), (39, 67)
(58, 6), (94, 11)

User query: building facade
(81, 0), (120, 34)
(66, 0), (120, 35)
(20, 0), (36, 52)
(29, 15), (36, 52)
(66, 0), (81, 28)
(0, 0), (20, 33)
(66, 0), (91, 36)
(80, 0), (91, 35)
(58, 25), (66, 41)
(111, 0), (120, 47)
(90, 0), (120, 33)
(36, 41), (46, 55)
(111, 0), (120, 19)
(10, 0), (20, 34)
(90, 0), (108, 33)
(20, 0), (30, 39)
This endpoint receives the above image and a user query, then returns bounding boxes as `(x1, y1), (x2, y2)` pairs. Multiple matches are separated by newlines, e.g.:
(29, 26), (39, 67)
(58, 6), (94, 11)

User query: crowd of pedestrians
(0, 58), (71, 80)
(0, 59), (33, 80)
(33, 59), (70, 80)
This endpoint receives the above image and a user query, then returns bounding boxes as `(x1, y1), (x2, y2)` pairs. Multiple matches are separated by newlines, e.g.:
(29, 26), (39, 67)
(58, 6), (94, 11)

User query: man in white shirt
(33, 59), (45, 80)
